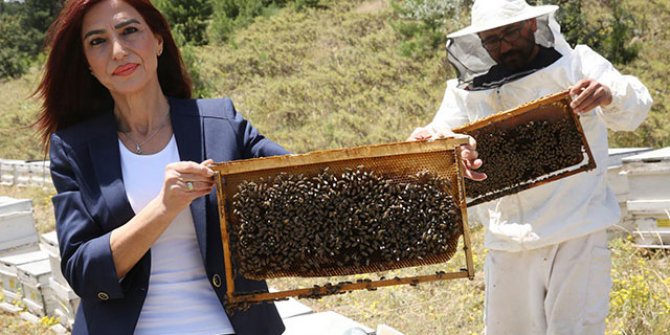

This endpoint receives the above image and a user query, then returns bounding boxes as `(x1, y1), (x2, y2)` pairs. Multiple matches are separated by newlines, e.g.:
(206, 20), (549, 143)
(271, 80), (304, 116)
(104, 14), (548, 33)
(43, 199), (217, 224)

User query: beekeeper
(409, 0), (653, 334)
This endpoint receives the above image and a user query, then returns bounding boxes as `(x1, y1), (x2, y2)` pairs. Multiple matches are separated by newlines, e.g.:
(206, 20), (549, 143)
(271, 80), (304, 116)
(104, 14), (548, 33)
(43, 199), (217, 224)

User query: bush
(154, 0), (213, 46)
(390, 0), (469, 59)
(532, 0), (641, 65)
(0, 13), (32, 79)
(208, 0), (320, 44)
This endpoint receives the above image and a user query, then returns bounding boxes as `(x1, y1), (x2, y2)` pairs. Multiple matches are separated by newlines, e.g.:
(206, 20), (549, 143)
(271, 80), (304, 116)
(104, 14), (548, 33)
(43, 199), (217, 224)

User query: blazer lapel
(170, 99), (208, 263)
(88, 113), (135, 228)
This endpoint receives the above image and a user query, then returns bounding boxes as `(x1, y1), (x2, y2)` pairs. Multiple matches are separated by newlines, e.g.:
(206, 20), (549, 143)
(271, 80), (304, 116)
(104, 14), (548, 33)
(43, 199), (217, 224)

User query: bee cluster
(230, 167), (462, 280)
(465, 116), (584, 203)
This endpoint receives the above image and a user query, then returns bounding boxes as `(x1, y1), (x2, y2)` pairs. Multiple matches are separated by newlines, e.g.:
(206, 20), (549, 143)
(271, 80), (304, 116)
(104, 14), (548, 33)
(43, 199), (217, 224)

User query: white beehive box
(17, 259), (56, 317)
(0, 159), (24, 186)
(14, 162), (31, 187)
(607, 148), (652, 203)
(27, 160), (50, 187)
(606, 148), (652, 237)
(622, 147), (670, 247)
(49, 276), (79, 330)
(0, 250), (48, 298)
(0, 196), (38, 252)
(40, 231), (67, 286)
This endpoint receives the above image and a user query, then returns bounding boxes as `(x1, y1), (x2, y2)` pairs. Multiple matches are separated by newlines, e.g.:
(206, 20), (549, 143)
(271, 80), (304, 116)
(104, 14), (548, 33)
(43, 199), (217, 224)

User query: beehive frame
(212, 136), (474, 308)
(454, 90), (596, 206)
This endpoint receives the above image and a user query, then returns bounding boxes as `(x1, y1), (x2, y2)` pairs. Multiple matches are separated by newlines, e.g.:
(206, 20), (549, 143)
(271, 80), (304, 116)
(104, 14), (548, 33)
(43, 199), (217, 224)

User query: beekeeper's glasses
(480, 20), (528, 50)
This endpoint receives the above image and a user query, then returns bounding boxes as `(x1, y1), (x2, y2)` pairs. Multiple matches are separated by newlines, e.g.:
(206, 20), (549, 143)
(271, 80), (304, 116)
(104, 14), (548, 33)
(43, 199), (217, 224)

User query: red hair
(35, 0), (192, 149)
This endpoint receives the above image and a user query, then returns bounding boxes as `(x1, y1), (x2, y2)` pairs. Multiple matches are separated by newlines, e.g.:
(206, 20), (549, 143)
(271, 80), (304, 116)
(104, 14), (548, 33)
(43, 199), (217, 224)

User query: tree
(531, 0), (640, 65)
(0, 12), (32, 78)
(154, 0), (213, 46)
(20, 0), (65, 54)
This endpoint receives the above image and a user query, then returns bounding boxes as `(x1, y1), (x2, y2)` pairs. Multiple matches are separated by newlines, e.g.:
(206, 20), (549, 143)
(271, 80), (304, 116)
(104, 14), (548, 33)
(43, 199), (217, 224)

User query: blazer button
(97, 292), (110, 301)
(212, 274), (222, 288)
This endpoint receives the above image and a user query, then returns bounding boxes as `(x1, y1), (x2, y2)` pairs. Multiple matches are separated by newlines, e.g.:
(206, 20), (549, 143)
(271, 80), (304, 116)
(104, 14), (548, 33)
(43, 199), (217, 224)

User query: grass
(0, 185), (669, 334)
(1, 0), (670, 333)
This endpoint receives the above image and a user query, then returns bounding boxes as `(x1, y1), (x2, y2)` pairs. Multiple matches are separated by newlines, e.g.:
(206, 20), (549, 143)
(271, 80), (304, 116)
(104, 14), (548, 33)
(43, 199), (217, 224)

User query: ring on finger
(185, 181), (194, 191)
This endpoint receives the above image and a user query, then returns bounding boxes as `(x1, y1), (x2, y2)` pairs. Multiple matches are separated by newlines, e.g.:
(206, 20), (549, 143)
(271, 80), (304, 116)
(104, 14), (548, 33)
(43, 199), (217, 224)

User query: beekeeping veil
(447, 0), (572, 90)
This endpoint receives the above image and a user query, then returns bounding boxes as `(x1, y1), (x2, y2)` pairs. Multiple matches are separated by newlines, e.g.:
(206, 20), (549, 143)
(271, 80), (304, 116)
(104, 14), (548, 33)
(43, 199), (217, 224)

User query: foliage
(153, 0), (213, 46)
(171, 30), (213, 98)
(0, 1), (62, 79)
(607, 237), (670, 334)
(389, 0), (469, 59)
(208, 0), (320, 44)
(532, 0), (641, 65)
(18, 0), (64, 54)
(0, 14), (31, 79)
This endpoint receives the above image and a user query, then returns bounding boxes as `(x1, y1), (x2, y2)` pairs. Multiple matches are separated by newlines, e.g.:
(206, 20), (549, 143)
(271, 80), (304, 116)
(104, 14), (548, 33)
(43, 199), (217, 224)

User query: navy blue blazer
(49, 98), (287, 335)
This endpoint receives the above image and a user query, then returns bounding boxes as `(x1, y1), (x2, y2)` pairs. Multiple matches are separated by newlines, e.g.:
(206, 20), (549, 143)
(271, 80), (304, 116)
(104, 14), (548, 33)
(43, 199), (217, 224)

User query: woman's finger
(176, 179), (214, 193)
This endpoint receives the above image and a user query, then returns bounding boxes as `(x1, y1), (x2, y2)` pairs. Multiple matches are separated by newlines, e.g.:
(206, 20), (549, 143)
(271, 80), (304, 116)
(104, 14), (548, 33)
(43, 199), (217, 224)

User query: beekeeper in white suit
(409, 0), (653, 334)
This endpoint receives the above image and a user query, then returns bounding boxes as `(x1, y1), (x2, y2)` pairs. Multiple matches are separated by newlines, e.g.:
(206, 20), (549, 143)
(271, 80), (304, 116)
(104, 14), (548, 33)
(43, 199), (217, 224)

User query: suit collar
(169, 98), (208, 263)
(88, 112), (135, 227)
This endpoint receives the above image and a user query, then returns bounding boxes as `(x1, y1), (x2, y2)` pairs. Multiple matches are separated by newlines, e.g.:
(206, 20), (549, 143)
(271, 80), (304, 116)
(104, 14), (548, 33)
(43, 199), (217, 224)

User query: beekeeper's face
(479, 18), (538, 71)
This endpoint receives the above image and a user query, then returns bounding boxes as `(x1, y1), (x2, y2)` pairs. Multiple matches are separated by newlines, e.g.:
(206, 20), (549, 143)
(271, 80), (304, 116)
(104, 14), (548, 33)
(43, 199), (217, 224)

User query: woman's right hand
(159, 159), (215, 213)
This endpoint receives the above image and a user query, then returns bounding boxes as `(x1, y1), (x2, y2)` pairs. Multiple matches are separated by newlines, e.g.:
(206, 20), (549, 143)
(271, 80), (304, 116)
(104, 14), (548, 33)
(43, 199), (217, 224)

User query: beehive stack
(40, 231), (79, 330)
(0, 250), (48, 313)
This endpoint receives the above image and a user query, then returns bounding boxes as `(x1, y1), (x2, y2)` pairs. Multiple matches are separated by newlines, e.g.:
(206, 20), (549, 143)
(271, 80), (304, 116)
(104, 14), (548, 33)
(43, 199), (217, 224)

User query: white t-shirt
(119, 135), (234, 335)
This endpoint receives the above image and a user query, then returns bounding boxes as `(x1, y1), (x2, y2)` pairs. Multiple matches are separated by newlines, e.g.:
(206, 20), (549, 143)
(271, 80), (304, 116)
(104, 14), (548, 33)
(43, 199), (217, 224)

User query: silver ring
(186, 181), (194, 191)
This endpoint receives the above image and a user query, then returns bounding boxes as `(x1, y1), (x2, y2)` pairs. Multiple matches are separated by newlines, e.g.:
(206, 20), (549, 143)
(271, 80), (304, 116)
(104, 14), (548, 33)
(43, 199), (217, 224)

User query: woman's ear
(155, 34), (164, 56)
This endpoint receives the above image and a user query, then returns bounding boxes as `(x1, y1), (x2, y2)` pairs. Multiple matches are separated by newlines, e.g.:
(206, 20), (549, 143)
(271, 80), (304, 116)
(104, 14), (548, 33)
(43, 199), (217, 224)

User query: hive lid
(622, 147), (670, 163)
(17, 259), (52, 276)
(0, 250), (48, 267)
(40, 231), (59, 247)
(608, 148), (653, 167)
(0, 196), (32, 211)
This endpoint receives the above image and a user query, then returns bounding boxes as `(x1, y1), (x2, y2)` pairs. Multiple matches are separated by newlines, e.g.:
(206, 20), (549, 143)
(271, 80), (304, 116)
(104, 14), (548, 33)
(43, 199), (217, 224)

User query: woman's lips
(113, 63), (139, 76)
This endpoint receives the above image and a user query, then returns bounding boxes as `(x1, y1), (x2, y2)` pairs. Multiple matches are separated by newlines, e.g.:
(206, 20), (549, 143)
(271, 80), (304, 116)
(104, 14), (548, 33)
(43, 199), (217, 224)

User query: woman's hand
(408, 127), (487, 181)
(159, 159), (215, 213)
(569, 79), (613, 114)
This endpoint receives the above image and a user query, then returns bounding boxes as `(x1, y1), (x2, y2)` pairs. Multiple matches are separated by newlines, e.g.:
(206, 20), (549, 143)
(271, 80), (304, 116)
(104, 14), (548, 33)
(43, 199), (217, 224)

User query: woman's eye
(90, 38), (105, 46)
(123, 27), (138, 35)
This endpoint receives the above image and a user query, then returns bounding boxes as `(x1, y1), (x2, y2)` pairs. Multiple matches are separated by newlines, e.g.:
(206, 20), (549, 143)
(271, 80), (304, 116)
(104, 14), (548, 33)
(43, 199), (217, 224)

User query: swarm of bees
(464, 116), (585, 204)
(230, 167), (463, 280)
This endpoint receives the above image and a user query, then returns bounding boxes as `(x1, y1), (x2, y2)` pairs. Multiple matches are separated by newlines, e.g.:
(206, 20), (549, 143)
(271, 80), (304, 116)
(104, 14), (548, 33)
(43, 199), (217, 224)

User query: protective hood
(447, 12), (573, 90)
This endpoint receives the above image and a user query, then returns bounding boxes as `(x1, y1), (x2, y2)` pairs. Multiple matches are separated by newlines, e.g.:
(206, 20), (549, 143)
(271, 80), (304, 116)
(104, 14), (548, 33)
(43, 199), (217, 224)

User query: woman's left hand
(569, 79), (613, 114)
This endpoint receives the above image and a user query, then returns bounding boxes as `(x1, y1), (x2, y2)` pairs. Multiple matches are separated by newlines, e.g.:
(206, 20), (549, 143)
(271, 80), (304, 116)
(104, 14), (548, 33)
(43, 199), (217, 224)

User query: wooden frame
(211, 137), (475, 308)
(454, 90), (597, 206)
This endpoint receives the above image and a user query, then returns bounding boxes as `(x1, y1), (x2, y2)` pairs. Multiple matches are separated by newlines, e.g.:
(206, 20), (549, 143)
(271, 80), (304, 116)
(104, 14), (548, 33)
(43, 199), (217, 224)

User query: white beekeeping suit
(414, 0), (653, 334)
(423, 1), (652, 252)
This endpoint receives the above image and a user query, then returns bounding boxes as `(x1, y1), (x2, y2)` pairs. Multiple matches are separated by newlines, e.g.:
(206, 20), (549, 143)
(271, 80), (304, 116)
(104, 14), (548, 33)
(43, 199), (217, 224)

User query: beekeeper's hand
(569, 79), (613, 114)
(407, 127), (487, 181)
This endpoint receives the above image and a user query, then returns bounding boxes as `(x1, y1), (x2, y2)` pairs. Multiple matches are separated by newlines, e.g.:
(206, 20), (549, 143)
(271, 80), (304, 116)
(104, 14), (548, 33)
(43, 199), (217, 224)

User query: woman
(35, 1), (286, 334)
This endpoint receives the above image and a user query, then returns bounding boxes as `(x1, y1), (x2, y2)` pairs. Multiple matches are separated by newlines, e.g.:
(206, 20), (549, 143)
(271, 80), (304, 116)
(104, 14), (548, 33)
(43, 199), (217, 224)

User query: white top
(427, 45), (653, 252)
(119, 136), (234, 335)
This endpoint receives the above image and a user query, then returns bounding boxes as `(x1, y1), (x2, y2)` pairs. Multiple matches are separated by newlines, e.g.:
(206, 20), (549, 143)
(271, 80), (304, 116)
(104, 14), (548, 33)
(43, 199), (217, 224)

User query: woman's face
(81, 0), (163, 96)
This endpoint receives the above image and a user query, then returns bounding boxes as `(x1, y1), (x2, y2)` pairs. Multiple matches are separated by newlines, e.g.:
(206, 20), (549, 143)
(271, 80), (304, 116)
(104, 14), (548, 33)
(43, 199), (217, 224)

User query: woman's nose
(112, 37), (128, 60)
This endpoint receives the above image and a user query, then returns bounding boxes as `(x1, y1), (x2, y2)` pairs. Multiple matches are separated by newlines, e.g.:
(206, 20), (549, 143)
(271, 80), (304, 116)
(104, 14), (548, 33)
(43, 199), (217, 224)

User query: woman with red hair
(35, 1), (286, 334)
